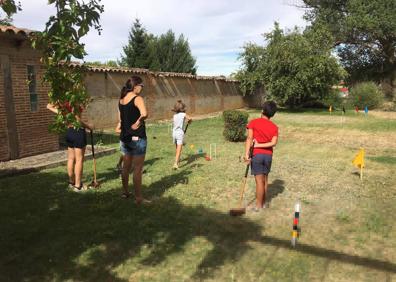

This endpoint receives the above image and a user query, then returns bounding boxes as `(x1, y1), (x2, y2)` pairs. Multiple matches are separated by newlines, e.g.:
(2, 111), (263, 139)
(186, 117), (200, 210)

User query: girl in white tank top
(171, 100), (192, 169)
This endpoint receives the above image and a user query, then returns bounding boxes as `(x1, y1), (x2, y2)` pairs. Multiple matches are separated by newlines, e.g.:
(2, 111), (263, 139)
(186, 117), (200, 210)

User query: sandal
(121, 192), (130, 199)
(248, 206), (263, 213)
(135, 197), (151, 205)
(68, 181), (75, 188)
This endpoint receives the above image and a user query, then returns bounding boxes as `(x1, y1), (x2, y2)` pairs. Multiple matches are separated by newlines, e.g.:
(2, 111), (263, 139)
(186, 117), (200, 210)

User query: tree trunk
(381, 68), (396, 100)
(381, 43), (396, 99)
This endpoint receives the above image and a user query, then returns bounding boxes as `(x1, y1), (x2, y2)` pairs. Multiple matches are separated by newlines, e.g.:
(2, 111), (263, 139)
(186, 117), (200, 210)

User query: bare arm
(131, 96), (148, 130)
(254, 136), (278, 148)
(115, 109), (121, 133)
(76, 115), (94, 131)
(185, 113), (192, 123)
(245, 128), (254, 162)
(46, 103), (59, 114)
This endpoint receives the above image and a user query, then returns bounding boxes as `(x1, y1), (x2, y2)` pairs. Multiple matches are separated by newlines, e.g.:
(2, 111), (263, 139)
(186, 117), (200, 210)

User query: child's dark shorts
(251, 153), (272, 175)
(66, 127), (87, 149)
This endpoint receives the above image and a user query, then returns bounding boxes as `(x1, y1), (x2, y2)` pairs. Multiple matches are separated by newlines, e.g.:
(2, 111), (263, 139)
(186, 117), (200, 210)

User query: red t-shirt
(63, 101), (83, 114)
(246, 118), (278, 156)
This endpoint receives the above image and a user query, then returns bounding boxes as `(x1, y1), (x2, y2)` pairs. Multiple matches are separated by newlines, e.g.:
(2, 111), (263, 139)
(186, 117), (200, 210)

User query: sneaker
(121, 192), (130, 199)
(263, 202), (270, 209)
(72, 183), (86, 192)
(173, 163), (179, 170)
(73, 186), (82, 192)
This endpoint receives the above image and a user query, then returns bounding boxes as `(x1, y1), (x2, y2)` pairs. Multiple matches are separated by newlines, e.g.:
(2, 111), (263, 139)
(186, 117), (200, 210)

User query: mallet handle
(90, 130), (95, 159)
(239, 142), (255, 206)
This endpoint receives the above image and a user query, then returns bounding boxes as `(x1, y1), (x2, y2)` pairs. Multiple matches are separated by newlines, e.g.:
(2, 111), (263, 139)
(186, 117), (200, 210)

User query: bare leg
(122, 155), (133, 195)
(254, 174), (265, 208)
(74, 147), (85, 187)
(263, 174), (268, 206)
(117, 155), (123, 167)
(174, 144), (183, 166)
(67, 147), (75, 184)
(132, 155), (145, 204)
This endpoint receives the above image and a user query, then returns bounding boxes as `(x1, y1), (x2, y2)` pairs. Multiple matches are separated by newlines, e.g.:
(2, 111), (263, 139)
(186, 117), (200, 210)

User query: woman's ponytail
(120, 79), (132, 99)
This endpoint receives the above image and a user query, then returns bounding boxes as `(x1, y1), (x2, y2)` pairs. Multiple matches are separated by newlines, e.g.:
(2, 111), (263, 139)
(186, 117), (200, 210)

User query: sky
(11, 0), (307, 76)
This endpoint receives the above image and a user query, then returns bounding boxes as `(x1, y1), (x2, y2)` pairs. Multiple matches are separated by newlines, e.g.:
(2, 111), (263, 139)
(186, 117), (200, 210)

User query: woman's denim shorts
(120, 138), (147, 156)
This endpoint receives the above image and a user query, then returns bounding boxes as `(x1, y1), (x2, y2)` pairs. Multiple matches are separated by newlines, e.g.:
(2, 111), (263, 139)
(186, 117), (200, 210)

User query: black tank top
(119, 96), (146, 142)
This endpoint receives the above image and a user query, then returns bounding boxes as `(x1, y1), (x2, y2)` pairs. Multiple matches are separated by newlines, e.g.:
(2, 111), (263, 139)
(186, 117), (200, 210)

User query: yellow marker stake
(352, 148), (365, 181)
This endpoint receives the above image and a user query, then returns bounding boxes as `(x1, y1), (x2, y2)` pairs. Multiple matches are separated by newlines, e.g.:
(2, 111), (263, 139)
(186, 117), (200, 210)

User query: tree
(0, 12), (13, 25)
(120, 19), (197, 74)
(0, 16), (12, 25)
(156, 30), (197, 74)
(86, 60), (119, 68)
(302, 0), (396, 97)
(120, 18), (154, 69)
(0, 0), (19, 25)
(235, 43), (266, 95)
(1, 1), (104, 131)
(0, 0), (21, 16)
(236, 23), (345, 107)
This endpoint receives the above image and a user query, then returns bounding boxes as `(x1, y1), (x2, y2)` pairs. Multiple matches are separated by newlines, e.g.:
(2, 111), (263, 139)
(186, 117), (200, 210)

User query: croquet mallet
(88, 130), (100, 188)
(229, 141), (254, 216)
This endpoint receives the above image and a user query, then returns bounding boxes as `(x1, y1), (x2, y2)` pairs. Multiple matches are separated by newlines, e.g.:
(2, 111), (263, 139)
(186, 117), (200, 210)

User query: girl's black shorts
(66, 127), (87, 148)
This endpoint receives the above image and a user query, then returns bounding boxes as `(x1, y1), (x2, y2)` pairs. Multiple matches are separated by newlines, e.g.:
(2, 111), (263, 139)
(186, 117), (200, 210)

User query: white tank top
(173, 112), (186, 132)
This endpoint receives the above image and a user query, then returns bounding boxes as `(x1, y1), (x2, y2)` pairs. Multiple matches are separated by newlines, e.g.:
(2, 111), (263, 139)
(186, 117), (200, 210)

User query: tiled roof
(0, 25), (35, 37)
(68, 62), (149, 74)
(68, 62), (238, 82)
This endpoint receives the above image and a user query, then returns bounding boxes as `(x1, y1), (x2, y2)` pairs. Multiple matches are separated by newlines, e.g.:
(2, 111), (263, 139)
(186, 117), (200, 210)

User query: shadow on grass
(368, 156), (396, 165)
(1, 170), (395, 281)
(267, 179), (285, 203)
(90, 157), (162, 187)
(181, 152), (206, 167)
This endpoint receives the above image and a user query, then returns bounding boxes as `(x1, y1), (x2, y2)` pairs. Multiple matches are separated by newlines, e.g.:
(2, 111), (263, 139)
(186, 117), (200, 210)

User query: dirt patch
(369, 111), (396, 120)
(282, 126), (396, 151)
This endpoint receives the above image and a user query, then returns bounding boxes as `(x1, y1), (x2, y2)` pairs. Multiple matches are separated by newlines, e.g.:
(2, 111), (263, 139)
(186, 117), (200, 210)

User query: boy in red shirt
(245, 101), (278, 211)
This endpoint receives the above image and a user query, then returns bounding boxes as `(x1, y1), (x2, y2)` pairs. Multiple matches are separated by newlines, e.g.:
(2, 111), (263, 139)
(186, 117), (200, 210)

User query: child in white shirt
(172, 100), (192, 169)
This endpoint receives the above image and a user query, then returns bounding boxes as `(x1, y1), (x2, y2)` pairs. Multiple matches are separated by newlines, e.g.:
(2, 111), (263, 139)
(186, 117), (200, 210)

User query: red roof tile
(0, 25), (35, 37)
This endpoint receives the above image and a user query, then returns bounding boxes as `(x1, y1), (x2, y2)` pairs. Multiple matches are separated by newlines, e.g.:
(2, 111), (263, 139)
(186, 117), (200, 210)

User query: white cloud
(11, 0), (307, 75)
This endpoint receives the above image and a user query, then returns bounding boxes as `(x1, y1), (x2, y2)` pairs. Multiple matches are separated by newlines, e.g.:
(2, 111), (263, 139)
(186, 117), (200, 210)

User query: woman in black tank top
(116, 76), (149, 203)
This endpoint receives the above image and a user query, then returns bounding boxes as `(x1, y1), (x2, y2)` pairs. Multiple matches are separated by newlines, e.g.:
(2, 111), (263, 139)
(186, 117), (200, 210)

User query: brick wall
(0, 50), (7, 161)
(0, 34), (59, 161)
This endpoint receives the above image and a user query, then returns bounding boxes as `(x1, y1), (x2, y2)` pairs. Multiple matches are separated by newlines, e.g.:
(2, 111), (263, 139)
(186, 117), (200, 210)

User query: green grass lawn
(1, 110), (396, 281)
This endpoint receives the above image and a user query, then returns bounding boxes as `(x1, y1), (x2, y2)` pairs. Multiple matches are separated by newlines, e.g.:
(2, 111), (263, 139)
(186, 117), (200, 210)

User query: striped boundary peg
(291, 202), (301, 247)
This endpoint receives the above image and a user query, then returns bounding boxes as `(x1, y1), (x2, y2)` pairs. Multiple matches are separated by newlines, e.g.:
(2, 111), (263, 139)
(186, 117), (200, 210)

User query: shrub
(348, 82), (384, 109)
(320, 89), (345, 108)
(223, 110), (249, 142)
(381, 101), (396, 112)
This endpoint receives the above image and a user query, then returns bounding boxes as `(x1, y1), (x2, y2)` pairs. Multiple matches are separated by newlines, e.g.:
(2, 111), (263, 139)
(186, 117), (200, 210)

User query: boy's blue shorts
(251, 154), (272, 175)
